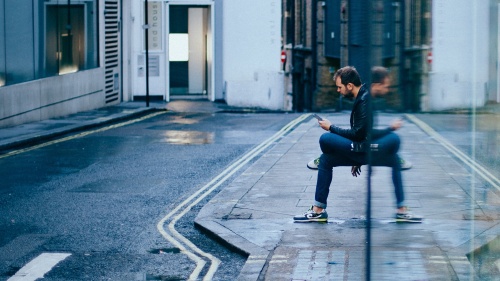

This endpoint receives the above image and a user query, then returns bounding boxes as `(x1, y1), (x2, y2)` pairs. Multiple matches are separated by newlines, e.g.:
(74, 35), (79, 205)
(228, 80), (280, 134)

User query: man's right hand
(319, 119), (332, 131)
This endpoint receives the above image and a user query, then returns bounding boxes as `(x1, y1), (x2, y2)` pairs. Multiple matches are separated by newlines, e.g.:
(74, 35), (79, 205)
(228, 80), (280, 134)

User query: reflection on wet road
(161, 131), (215, 145)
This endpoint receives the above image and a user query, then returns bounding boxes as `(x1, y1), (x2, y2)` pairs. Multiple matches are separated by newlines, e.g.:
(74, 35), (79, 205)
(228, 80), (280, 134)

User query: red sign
(281, 50), (287, 63)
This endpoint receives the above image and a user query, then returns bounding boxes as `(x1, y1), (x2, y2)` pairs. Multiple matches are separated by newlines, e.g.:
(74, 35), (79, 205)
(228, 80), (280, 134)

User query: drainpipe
(311, 0), (318, 110)
(399, 0), (406, 112)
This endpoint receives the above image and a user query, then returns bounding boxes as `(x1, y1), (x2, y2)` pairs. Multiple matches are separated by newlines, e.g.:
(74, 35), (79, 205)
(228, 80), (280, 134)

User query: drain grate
(147, 247), (181, 254)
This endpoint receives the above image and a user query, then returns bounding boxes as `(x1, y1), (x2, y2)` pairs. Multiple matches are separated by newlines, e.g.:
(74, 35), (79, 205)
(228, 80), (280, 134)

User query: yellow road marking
(0, 111), (167, 159)
(406, 114), (500, 191)
(157, 114), (309, 281)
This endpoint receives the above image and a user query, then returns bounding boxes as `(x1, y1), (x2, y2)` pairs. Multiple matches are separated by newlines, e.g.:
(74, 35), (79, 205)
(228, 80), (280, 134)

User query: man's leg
(315, 133), (366, 208)
(294, 133), (365, 222)
(372, 133), (405, 209)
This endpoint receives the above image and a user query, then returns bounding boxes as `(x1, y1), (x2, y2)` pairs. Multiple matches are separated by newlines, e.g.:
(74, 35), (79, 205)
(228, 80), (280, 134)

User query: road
(1, 110), (498, 280)
(0, 111), (301, 281)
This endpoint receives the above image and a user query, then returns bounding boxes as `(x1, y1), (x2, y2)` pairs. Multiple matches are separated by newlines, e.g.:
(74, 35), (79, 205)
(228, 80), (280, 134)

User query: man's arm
(328, 95), (370, 141)
(372, 118), (402, 139)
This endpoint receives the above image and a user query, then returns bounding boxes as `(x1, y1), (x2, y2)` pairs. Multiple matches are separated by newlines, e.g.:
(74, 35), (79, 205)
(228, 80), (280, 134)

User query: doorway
(168, 4), (212, 99)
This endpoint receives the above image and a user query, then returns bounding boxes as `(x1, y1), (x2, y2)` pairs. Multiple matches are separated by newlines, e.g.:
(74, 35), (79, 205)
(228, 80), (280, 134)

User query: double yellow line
(156, 114), (309, 281)
(406, 114), (500, 192)
(0, 111), (167, 160)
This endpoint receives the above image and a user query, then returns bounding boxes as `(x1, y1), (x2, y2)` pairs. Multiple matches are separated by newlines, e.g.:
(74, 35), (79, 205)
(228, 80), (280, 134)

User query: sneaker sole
(306, 164), (318, 170)
(395, 218), (422, 223)
(294, 218), (328, 223)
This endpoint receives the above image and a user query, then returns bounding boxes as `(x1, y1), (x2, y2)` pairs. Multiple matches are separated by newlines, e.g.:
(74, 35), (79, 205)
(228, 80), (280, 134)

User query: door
(168, 4), (210, 98)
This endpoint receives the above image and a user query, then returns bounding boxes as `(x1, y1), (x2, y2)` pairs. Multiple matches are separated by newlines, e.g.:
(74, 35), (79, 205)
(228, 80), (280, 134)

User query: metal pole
(144, 0), (150, 107)
(347, 0), (372, 279)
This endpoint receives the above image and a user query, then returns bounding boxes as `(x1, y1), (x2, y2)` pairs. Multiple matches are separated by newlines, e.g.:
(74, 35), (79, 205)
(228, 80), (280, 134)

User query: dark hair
(371, 66), (389, 84)
(333, 66), (362, 87)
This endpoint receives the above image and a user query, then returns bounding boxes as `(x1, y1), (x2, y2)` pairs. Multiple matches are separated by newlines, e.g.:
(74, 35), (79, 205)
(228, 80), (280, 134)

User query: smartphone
(312, 114), (323, 121)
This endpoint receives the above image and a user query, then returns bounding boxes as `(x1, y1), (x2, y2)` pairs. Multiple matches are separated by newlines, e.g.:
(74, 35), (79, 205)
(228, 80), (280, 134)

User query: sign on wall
(148, 1), (162, 51)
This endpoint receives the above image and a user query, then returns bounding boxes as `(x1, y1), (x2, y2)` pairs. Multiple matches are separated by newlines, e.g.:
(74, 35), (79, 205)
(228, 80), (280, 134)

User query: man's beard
(343, 90), (355, 99)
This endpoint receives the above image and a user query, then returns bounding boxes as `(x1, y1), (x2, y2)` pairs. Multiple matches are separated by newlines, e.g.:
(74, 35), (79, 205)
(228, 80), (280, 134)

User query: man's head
(333, 66), (362, 99)
(371, 66), (391, 96)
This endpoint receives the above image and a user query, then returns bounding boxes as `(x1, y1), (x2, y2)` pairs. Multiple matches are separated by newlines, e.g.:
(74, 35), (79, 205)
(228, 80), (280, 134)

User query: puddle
(467, 235), (500, 279)
(161, 131), (214, 145)
(148, 247), (181, 254)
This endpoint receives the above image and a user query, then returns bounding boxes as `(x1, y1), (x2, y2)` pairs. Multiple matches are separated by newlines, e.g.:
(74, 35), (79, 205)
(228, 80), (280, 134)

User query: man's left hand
(351, 165), (362, 177)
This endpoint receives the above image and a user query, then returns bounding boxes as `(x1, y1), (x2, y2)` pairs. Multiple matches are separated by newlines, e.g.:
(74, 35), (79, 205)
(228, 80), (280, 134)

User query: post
(349, 0), (372, 279)
(144, 0), (150, 107)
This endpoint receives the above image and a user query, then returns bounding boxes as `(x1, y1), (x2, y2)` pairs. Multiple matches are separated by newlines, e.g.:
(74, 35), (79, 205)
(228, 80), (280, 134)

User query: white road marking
(157, 114), (309, 281)
(406, 114), (500, 191)
(8, 253), (71, 281)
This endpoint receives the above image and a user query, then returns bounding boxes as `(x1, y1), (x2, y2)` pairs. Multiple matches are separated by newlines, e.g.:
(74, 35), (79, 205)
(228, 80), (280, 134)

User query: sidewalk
(195, 113), (500, 280)
(1, 101), (499, 280)
(0, 100), (241, 151)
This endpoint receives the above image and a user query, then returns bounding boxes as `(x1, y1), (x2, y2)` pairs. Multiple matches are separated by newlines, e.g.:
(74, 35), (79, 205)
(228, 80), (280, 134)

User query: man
(293, 66), (421, 223)
(307, 67), (412, 170)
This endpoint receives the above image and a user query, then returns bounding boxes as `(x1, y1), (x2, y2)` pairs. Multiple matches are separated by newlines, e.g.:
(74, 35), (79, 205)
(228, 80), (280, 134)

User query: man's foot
(400, 158), (412, 170)
(307, 157), (320, 170)
(395, 211), (422, 223)
(294, 206), (328, 222)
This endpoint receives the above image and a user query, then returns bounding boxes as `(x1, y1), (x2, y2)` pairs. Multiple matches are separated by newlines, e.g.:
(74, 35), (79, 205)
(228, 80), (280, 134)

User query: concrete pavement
(1, 101), (499, 280)
(195, 113), (500, 280)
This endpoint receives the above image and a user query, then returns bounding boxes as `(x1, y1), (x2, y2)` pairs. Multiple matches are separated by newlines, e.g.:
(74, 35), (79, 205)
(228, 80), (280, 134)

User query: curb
(0, 107), (159, 151)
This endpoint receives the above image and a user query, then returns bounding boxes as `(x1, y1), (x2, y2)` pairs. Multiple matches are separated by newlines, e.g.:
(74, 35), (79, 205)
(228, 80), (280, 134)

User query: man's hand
(318, 119), (332, 131)
(390, 118), (403, 131)
(351, 165), (362, 177)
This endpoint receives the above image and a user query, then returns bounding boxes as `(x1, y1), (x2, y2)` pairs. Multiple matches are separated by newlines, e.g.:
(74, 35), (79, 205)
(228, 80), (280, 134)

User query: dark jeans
(314, 132), (405, 209)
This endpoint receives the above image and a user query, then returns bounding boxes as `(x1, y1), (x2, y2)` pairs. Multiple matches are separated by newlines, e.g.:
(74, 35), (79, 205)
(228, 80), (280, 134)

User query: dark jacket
(328, 84), (393, 151)
(328, 84), (371, 142)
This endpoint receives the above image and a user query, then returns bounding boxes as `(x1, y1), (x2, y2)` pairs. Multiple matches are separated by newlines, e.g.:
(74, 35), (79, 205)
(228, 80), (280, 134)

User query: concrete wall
(0, 69), (105, 128)
(222, 0), (284, 110)
(426, 0), (489, 111)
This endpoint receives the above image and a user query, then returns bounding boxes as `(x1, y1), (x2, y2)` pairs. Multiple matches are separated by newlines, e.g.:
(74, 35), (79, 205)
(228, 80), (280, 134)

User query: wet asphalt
(1, 100), (499, 280)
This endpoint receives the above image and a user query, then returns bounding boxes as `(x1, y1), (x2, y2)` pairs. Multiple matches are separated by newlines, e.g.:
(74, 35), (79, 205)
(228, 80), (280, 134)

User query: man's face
(335, 77), (355, 99)
(371, 77), (391, 96)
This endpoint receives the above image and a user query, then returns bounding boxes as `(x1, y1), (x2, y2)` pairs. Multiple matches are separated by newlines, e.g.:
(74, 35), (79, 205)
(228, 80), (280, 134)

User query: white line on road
(8, 253), (71, 281)
(157, 114), (310, 281)
(406, 114), (500, 191)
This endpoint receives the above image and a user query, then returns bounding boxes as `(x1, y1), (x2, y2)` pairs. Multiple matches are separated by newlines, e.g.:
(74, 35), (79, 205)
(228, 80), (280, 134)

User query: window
(0, 0), (98, 87)
(44, 0), (98, 76)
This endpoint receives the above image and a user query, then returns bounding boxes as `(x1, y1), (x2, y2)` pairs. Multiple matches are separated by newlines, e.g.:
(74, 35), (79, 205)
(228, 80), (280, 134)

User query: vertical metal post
(348, 0), (372, 279)
(144, 0), (150, 107)
(311, 0), (318, 109)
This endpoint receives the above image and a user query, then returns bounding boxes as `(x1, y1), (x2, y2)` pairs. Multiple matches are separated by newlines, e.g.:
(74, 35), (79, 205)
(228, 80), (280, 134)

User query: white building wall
(426, 0), (489, 111)
(124, 0), (285, 109)
(222, 0), (284, 110)
(127, 1), (167, 99)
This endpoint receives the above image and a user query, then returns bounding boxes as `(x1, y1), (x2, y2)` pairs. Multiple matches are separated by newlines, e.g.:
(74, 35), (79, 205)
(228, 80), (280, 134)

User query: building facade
(122, 0), (285, 110)
(283, 0), (500, 112)
(0, 0), (287, 129)
(2, 0), (499, 129)
(0, 0), (121, 128)
(424, 0), (499, 111)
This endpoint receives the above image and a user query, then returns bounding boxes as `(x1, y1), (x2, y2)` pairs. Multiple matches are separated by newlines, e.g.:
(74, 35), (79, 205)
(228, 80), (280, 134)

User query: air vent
(104, 0), (121, 104)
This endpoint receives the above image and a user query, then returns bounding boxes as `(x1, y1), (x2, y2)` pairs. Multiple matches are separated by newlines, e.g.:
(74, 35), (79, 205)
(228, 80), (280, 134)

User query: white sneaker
(307, 157), (320, 170)
(400, 158), (413, 170)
